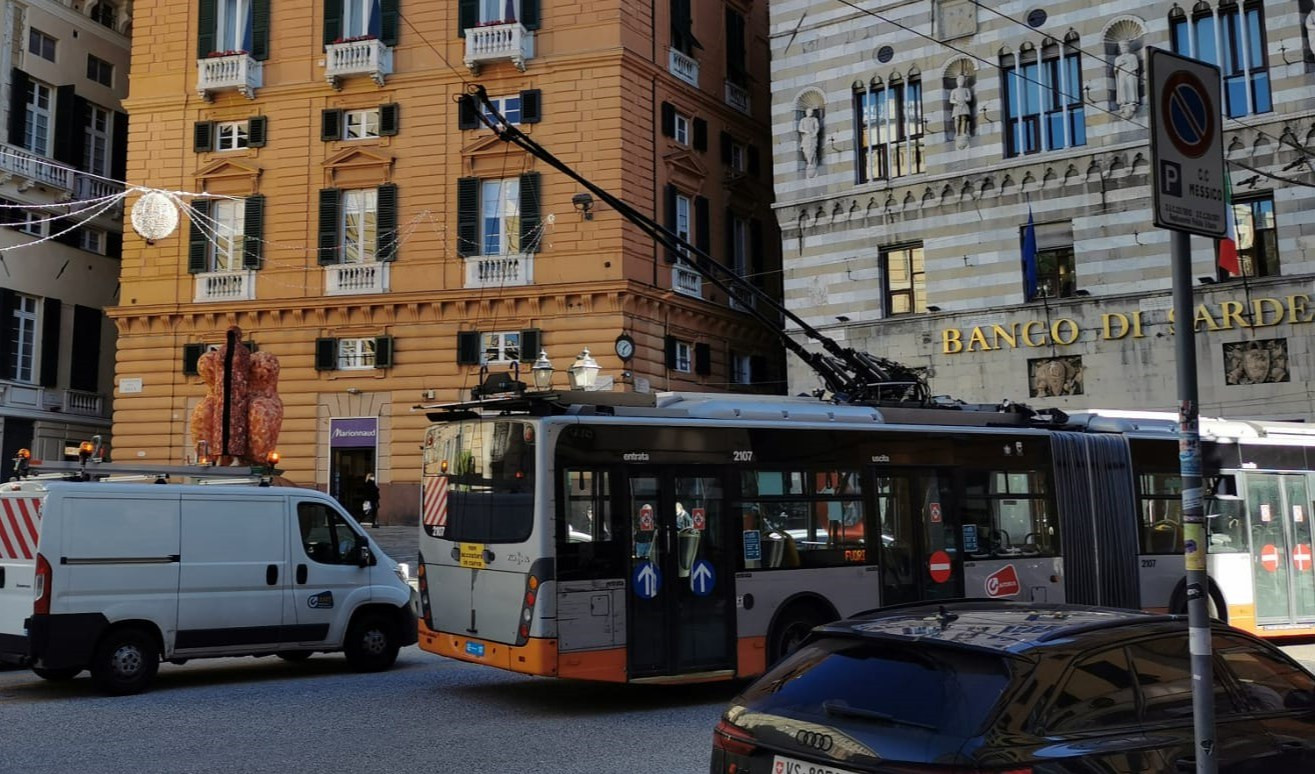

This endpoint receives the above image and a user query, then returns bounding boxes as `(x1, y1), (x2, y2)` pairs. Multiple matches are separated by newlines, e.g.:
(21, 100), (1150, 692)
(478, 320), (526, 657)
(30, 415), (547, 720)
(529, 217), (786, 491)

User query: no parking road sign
(1148, 47), (1226, 238)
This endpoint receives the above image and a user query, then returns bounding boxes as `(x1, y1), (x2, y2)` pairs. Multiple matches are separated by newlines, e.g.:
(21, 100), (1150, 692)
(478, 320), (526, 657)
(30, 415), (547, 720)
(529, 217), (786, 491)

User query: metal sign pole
(1171, 229), (1216, 774)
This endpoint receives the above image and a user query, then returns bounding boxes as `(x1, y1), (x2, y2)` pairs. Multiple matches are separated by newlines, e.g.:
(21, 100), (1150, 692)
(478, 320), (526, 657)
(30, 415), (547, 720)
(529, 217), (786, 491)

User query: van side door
(289, 499), (371, 644)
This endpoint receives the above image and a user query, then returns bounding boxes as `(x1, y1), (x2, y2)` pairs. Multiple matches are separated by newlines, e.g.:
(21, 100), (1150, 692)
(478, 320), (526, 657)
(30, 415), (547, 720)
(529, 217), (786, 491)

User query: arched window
(1002, 38), (1085, 157)
(89, 2), (117, 30)
(1169, 1), (1271, 118)
(853, 72), (924, 183)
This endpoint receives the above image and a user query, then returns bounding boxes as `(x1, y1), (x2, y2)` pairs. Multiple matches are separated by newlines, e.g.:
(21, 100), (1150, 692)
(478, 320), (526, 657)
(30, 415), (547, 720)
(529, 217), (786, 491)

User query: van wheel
(277, 651), (313, 662)
(90, 627), (159, 695)
(344, 613), (399, 672)
(768, 605), (827, 666)
(32, 666), (80, 682)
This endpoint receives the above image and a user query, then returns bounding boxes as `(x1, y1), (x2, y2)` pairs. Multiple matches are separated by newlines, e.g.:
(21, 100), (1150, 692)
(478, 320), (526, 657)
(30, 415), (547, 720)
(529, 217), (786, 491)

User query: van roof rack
(9, 456), (281, 486)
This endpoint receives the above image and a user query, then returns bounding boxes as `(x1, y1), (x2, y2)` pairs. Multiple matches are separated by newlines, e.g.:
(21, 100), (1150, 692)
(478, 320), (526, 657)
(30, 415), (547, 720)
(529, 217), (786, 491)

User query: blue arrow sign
(633, 560), (661, 600)
(690, 559), (716, 597)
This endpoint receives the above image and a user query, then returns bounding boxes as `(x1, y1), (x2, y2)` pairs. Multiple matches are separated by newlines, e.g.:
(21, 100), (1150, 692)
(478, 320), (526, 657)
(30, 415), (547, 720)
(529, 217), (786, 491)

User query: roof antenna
(937, 605), (959, 630)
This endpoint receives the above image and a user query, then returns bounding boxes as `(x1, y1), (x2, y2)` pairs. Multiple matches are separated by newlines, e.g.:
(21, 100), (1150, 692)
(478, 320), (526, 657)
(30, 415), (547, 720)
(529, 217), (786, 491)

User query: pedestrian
(361, 473), (380, 527)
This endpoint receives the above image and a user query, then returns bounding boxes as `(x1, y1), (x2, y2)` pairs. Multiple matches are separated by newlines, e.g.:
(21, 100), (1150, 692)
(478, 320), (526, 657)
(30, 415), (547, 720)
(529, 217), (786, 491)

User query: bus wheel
(344, 613), (400, 672)
(1170, 580), (1228, 624)
(32, 666), (80, 681)
(768, 604), (830, 666)
(90, 627), (159, 695)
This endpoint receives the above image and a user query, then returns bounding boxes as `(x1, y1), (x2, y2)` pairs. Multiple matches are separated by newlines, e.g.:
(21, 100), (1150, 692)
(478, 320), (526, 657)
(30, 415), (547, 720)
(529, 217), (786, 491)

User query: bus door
(625, 470), (735, 679)
(874, 469), (961, 606)
(1246, 473), (1315, 626)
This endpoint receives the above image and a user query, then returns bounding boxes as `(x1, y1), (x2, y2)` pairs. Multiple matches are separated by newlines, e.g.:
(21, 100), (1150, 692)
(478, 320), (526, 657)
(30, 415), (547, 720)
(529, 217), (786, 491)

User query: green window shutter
(519, 329), (541, 362)
(247, 116), (267, 147)
(197, 0), (217, 58)
(456, 177), (479, 257)
(660, 102), (674, 137)
(321, 109), (342, 141)
(724, 206), (734, 265)
(520, 90), (542, 124)
(323, 0), (342, 46)
(374, 336), (394, 368)
(182, 343), (205, 376)
(40, 298), (60, 388)
(750, 355), (766, 384)
(379, 103), (399, 136)
(315, 338), (338, 371)
(457, 0), (477, 37)
(665, 335), (678, 370)
(251, 0), (270, 60)
(317, 188), (341, 265)
(193, 121), (214, 152)
(748, 145), (761, 178)
(0, 290), (12, 379)
(376, 183), (398, 262)
(188, 199), (212, 273)
(663, 184), (677, 264)
(456, 331), (481, 365)
(380, 0), (399, 46)
(7, 70), (30, 148)
(694, 342), (711, 376)
(243, 195), (265, 269)
(458, 95), (478, 130)
(693, 117), (707, 152)
(70, 305), (101, 392)
(750, 219), (764, 279)
(695, 195), (710, 254)
(720, 131), (732, 164)
(521, 0), (540, 30)
(518, 172), (541, 254)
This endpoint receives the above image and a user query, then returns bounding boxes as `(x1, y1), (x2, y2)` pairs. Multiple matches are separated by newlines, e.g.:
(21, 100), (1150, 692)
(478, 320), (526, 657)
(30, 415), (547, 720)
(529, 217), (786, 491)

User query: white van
(0, 479), (416, 694)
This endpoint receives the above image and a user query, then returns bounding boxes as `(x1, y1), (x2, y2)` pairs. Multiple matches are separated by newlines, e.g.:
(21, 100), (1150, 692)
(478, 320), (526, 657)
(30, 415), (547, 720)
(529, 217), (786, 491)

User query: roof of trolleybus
(1066, 409), (1315, 445)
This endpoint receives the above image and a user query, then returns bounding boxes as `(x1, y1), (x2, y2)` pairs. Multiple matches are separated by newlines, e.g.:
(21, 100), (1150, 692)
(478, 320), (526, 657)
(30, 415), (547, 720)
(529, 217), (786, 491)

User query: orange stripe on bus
(419, 621), (558, 676)
(558, 647), (627, 682)
(737, 636), (767, 679)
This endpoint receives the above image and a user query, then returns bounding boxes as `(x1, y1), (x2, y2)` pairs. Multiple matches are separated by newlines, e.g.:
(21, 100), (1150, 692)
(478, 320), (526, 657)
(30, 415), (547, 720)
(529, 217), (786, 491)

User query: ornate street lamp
(567, 348), (600, 390)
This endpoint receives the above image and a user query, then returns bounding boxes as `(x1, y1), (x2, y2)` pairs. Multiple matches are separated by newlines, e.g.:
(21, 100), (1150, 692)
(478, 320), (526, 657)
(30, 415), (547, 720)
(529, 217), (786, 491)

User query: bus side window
(564, 469), (613, 544)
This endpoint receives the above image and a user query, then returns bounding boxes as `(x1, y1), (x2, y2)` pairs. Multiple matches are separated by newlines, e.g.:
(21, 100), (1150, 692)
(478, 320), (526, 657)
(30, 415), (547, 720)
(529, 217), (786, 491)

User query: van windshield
(425, 419), (536, 543)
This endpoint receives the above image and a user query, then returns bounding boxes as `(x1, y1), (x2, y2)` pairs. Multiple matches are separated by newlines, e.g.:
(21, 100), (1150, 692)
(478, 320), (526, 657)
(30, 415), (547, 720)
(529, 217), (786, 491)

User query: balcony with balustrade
(325, 262), (389, 295)
(196, 53), (262, 100)
(0, 382), (106, 418)
(195, 270), (257, 302)
(672, 262), (702, 298)
(464, 22), (534, 73)
(724, 80), (750, 114)
(668, 48), (699, 88)
(0, 142), (74, 191)
(325, 37), (393, 88)
(465, 253), (532, 288)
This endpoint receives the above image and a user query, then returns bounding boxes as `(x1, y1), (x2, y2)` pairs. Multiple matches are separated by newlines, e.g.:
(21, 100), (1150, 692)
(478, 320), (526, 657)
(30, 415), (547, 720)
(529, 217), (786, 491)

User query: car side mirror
(356, 541), (372, 568)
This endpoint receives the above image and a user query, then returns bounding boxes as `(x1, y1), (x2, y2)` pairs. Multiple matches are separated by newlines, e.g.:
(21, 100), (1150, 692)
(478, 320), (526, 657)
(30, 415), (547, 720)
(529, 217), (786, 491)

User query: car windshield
(739, 636), (1014, 738)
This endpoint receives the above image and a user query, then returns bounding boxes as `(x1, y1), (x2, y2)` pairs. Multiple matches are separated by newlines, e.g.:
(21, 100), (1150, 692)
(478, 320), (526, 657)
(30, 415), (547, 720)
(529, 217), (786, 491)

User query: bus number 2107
(732, 450), (754, 462)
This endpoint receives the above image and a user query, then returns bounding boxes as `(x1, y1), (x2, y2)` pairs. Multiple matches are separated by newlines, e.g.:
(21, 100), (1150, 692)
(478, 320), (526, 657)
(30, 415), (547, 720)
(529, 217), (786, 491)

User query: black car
(711, 601), (1315, 773)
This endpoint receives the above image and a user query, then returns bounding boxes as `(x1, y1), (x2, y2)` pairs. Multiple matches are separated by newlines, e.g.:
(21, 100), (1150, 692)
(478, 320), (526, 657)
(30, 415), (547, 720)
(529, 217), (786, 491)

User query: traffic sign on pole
(1148, 47), (1227, 238)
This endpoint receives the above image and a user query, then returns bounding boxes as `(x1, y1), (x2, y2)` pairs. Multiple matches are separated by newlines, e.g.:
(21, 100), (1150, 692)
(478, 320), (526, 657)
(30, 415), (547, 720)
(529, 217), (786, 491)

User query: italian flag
(1217, 174), (1241, 276)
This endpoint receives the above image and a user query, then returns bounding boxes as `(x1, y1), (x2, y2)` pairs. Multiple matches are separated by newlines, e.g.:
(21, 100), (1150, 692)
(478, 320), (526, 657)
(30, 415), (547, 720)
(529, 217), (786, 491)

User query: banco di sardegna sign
(941, 293), (1314, 354)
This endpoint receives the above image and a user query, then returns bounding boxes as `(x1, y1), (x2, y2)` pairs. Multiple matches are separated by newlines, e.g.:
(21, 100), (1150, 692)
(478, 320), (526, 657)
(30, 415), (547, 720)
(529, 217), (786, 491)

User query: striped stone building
(769, 0), (1315, 421)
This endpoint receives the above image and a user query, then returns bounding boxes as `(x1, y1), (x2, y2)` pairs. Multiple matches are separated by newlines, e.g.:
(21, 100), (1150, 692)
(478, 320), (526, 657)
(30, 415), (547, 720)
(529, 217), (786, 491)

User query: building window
(482, 331), (522, 364)
(1023, 220), (1077, 300)
(673, 340), (692, 373)
(1229, 194), (1277, 278)
(480, 178), (522, 255)
(1002, 38), (1086, 158)
(674, 192), (692, 259)
(1171, 2), (1271, 118)
(84, 105), (111, 175)
(338, 338), (378, 369)
(729, 140), (746, 173)
(208, 199), (246, 272)
(344, 109), (380, 139)
(881, 243), (925, 316)
(855, 76), (925, 182)
(481, 95), (522, 125)
(216, 121), (249, 151)
(86, 55), (113, 87)
(80, 228), (107, 255)
(89, 1), (117, 30)
(29, 29), (56, 61)
(24, 80), (53, 156)
(670, 0), (698, 56)
(8, 293), (38, 383)
(341, 0), (375, 38)
(215, 0), (250, 53)
(731, 353), (751, 385)
(479, 0), (518, 24)
(340, 188), (378, 263)
(1, 199), (47, 237)
(673, 112), (690, 145)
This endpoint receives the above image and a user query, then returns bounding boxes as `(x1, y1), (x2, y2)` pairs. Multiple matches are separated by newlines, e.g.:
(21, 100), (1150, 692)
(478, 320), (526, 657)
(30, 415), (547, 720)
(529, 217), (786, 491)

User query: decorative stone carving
(1224, 338), (1290, 385)
(1114, 40), (1141, 118)
(798, 107), (821, 177)
(1029, 356), (1084, 397)
(949, 74), (973, 148)
(937, 0), (976, 41)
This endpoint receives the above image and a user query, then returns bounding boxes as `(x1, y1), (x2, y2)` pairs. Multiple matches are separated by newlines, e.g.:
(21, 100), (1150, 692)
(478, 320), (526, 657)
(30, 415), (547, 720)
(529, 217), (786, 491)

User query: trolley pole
(1171, 230), (1216, 774)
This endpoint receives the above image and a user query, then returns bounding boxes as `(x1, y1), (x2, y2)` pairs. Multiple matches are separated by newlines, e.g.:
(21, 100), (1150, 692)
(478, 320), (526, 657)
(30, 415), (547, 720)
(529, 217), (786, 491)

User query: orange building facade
(109, 0), (782, 520)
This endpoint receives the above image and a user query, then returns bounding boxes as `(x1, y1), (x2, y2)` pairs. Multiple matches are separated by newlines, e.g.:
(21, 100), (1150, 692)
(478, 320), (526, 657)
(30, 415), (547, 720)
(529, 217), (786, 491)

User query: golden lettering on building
(940, 294), (1313, 355)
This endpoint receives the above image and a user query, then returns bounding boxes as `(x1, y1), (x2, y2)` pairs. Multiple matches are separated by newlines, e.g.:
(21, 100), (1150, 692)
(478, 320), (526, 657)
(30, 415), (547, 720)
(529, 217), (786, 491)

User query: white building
(0, 0), (129, 465)
(769, 1), (1315, 421)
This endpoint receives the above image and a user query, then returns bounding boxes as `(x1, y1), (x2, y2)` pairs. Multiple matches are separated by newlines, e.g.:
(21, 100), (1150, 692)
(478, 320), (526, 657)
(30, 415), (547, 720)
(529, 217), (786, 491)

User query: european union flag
(1022, 206), (1038, 301)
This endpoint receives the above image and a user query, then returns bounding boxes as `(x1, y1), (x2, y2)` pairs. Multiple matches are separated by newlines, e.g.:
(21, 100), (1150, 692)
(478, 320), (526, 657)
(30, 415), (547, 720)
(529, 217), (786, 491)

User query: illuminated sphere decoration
(130, 190), (181, 242)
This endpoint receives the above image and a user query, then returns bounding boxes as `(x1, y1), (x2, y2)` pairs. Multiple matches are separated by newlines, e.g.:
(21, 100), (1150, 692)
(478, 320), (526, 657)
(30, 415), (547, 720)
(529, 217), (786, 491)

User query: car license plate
(770, 755), (858, 774)
(465, 641), (485, 658)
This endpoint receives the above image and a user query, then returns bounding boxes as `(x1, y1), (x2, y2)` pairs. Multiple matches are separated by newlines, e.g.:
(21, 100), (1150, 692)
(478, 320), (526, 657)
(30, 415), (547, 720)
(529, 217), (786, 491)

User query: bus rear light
(524, 590), (536, 607)
(416, 552), (433, 629)
(712, 719), (757, 757)
(33, 553), (52, 615)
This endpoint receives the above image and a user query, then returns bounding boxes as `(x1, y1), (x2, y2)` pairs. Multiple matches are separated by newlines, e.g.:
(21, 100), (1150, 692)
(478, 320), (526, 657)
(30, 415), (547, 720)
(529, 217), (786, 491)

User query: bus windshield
(425, 419), (536, 543)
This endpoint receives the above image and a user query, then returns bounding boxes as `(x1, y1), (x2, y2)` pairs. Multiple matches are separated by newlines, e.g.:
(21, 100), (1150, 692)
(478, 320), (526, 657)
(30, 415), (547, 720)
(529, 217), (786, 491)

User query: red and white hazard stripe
(0, 497), (42, 560)
(422, 476), (448, 528)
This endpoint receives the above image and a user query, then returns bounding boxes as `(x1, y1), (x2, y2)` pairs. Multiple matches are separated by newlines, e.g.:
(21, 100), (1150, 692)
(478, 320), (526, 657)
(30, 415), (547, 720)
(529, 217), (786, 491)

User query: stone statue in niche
(1029, 356), (1084, 398)
(949, 74), (974, 148)
(798, 107), (821, 177)
(1306, 11), (1315, 61)
(1114, 40), (1141, 119)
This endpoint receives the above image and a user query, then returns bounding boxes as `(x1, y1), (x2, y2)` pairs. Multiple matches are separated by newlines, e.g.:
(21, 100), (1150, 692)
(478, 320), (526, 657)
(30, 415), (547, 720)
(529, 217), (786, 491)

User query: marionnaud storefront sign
(330, 417), (378, 448)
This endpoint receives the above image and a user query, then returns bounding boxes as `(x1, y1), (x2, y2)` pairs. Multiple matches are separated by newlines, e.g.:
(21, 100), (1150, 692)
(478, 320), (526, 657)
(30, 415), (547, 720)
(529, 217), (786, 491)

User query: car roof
(816, 600), (1185, 657)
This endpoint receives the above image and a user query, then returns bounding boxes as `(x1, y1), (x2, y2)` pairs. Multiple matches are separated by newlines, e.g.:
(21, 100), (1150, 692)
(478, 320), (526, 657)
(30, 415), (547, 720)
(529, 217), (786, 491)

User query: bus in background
(415, 392), (1315, 684)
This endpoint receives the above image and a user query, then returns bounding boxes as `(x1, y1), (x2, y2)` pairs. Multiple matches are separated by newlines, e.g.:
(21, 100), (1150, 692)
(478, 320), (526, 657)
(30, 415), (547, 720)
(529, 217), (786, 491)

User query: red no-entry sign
(1260, 544), (1279, 573)
(1294, 543), (1312, 573)
(928, 550), (952, 584)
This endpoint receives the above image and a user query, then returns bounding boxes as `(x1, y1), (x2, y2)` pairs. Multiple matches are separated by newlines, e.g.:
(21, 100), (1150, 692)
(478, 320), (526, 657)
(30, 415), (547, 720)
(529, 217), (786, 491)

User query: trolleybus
(415, 390), (1315, 683)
